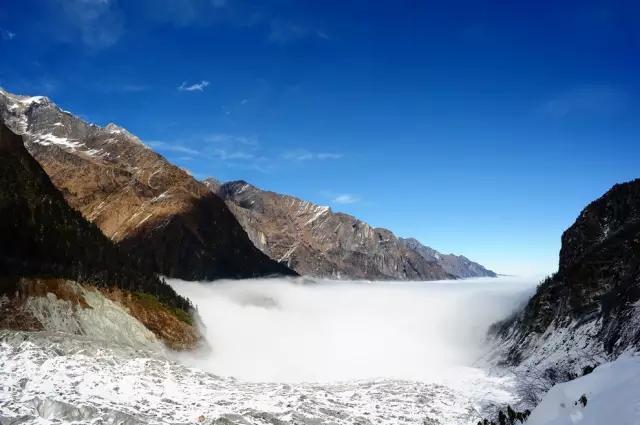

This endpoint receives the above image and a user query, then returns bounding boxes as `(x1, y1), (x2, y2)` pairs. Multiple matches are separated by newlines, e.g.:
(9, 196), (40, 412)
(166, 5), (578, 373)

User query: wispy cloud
(212, 149), (256, 161)
(120, 84), (150, 93)
(178, 80), (210, 92)
(47, 1), (327, 49)
(147, 141), (200, 156)
(284, 150), (343, 161)
(205, 133), (258, 146)
(140, 2), (327, 44)
(149, 133), (267, 171)
(55, 0), (124, 49)
(332, 194), (359, 205)
(149, 134), (345, 174)
(1, 28), (16, 41)
(206, 133), (260, 163)
(268, 19), (328, 44)
(541, 85), (627, 118)
(93, 82), (151, 93)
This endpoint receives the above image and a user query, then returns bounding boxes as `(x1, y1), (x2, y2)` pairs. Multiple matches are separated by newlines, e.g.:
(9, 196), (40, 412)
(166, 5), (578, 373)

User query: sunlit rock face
(0, 87), (295, 280)
(0, 121), (197, 349)
(207, 179), (495, 281)
(493, 178), (640, 377)
(1, 279), (160, 349)
(208, 179), (483, 281)
(400, 238), (497, 278)
(0, 278), (200, 350)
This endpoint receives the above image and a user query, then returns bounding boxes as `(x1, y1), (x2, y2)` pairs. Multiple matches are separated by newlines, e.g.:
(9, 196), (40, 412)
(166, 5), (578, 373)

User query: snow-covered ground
(526, 354), (640, 425)
(7, 275), (616, 425)
(0, 331), (518, 424)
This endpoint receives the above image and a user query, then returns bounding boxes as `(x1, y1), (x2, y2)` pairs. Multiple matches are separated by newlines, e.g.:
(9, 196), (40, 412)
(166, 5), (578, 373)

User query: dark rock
(494, 178), (640, 369)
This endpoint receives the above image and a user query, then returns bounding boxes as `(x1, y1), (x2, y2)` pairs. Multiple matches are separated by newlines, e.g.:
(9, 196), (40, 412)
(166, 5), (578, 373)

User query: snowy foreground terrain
(0, 331), (517, 424)
(526, 354), (640, 425)
(2, 277), (636, 424)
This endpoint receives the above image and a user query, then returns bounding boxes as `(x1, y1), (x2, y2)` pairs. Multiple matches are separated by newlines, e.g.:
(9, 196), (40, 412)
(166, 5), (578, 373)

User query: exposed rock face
(207, 179), (457, 280)
(0, 121), (186, 311)
(494, 179), (640, 375)
(400, 238), (496, 278)
(0, 122), (198, 349)
(0, 88), (294, 280)
(0, 278), (197, 350)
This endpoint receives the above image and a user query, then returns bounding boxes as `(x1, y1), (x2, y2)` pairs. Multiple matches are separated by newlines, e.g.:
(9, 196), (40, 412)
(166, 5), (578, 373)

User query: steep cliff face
(400, 238), (496, 278)
(207, 179), (455, 280)
(0, 122), (197, 349)
(0, 88), (294, 280)
(494, 179), (640, 375)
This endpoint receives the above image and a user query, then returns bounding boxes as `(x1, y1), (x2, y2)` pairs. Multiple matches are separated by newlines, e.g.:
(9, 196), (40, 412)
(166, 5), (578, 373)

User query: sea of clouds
(169, 276), (538, 383)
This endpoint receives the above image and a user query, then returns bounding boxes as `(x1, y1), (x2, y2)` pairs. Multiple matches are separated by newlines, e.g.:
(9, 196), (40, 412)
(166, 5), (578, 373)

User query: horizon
(1, 1), (639, 275)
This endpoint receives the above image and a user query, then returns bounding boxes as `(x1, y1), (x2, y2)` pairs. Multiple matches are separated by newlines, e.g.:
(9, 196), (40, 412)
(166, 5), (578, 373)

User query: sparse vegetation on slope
(0, 123), (192, 318)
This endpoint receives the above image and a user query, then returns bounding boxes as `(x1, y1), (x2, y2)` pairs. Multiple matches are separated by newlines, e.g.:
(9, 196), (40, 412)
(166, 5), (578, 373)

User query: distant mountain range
(400, 237), (496, 278)
(207, 179), (496, 280)
(0, 87), (495, 281)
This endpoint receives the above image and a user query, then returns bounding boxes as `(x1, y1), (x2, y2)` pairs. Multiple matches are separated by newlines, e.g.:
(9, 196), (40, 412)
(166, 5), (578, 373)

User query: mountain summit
(0, 88), (295, 280)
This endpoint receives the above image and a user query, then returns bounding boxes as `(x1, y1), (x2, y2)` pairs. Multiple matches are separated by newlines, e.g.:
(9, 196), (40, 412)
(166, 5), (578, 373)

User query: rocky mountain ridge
(0, 88), (295, 280)
(208, 179), (495, 280)
(493, 178), (640, 379)
(0, 87), (493, 282)
(400, 238), (496, 278)
(0, 122), (197, 348)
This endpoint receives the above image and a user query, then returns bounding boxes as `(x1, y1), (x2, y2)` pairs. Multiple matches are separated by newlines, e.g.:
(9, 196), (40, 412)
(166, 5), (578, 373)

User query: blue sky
(1, 0), (638, 275)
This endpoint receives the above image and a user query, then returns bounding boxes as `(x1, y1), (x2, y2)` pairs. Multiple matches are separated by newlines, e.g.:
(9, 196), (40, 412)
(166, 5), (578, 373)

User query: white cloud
(178, 80), (210, 92)
(1, 29), (16, 41)
(212, 149), (256, 161)
(205, 133), (258, 146)
(332, 194), (359, 204)
(316, 153), (343, 160)
(284, 150), (343, 161)
(240, 98), (249, 105)
(147, 141), (200, 156)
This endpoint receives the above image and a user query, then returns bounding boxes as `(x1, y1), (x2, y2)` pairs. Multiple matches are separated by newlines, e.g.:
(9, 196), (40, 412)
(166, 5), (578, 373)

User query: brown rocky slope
(0, 88), (294, 280)
(0, 122), (197, 348)
(207, 179), (456, 280)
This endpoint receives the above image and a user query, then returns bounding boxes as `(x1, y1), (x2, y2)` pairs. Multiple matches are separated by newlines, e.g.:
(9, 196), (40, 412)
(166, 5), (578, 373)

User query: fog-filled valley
(1, 1), (639, 422)
(172, 277), (538, 383)
(1, 277), (543, 425)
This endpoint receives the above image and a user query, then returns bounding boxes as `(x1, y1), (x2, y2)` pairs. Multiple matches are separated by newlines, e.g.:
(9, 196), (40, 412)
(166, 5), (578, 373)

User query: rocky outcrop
(493, 178), (640, 376)
(400, 238), (496, 278)
(0, 122), (197, 348)
(0, 88), (295, 280)
(207, 179), (456, 280)
(0, 277), (197, 350)
(0, 122), (186, 310)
